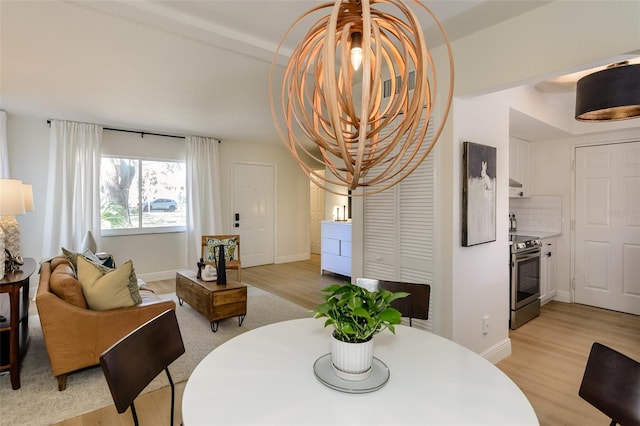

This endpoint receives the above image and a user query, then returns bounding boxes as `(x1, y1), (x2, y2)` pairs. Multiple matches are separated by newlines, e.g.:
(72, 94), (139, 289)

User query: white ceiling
(0, 0), (624, 146)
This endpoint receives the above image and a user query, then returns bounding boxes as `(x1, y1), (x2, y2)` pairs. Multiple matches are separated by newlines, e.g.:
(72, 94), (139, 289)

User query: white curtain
(185, 136), (223, 265)
(0, 111), (9, 178)
(42, 120), (103, 258)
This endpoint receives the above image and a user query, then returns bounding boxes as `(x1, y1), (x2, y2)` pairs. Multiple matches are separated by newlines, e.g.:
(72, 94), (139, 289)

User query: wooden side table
(0, 257), (36, 390)
(176, 270), (247, 332)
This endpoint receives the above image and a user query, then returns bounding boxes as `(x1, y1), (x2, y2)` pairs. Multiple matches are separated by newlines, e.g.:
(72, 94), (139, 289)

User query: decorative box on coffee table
(176, 270), (247, 332)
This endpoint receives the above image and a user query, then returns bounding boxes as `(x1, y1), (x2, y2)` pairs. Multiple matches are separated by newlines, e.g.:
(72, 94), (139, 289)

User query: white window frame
(100, 155), (186, 237)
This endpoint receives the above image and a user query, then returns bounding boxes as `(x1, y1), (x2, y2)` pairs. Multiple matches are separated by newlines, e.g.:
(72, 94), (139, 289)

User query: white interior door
(309, 170), (325, 254)
(574, 141), (640, 314)
(232, 163), (275, 268)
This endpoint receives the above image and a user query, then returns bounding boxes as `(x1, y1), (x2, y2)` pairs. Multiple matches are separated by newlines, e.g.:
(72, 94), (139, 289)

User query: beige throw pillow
(78, 256), (139, 311)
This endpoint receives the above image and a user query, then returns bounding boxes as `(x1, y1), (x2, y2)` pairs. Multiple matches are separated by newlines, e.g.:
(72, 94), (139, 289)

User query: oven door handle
(515, 250), (541, 262)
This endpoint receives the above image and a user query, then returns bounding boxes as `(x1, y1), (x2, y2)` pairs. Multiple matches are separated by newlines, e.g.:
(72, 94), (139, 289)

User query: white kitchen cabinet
(539, 237), (557, 305)
(321, 221), (352, 277)
(509, 137), (530, 198)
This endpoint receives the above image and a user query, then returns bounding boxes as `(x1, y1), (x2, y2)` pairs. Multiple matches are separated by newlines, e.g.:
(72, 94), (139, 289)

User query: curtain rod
(47, 119), (183, 139)
(104, 127), (185, 139)
(46, 120), (222, 142)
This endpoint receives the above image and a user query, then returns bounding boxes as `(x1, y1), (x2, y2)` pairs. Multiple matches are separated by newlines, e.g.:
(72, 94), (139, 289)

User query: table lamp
(0, 178), (26, 279)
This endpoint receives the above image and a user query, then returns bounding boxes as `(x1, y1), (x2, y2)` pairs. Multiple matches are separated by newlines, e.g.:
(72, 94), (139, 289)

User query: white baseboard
(138, 253), (312, 282)
(481, 338), (512, 364)
(554, 290), (571, 303)
(275, 253), (309, 264)
(137, 270), (180, 283)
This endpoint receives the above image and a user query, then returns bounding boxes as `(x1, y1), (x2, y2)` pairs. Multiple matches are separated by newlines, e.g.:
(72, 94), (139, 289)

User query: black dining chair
(378, 280), (430, 327)
(578, 342), (640, 426)
(355, 278), (431, 327)
(100, 309), (185, 426)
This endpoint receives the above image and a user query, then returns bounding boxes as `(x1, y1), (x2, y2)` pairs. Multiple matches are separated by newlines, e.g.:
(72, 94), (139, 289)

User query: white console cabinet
(321, 221), (352, 277)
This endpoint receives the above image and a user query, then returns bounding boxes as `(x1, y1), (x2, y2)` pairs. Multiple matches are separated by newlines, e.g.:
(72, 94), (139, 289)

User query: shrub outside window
(100, 157), (186, 234)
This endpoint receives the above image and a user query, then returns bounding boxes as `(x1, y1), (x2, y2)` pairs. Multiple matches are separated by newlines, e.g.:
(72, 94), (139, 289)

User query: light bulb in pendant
(350, 32), (362, 71)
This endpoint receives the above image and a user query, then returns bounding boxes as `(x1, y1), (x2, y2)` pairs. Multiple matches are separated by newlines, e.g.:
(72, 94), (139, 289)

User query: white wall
(218, 141), (310, 264)
(528, 137), (573, 303)
(528, 127), (640, 303)
(6, 115), (49, 262)
(497, 81), (640, 309)
(6, 112), (310, 281)
(6, 0), (639, 359)
(99, 129), (187, 278)
(451, 94), (511, 359)
(451, 1), (640, 98)
(102, 232), (187, 280)
(435, 0), (640, 359)
(324, 188), (349, 223)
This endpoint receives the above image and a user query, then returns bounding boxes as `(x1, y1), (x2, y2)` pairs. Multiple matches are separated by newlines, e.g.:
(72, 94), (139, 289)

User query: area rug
(0, 286), (310, 426)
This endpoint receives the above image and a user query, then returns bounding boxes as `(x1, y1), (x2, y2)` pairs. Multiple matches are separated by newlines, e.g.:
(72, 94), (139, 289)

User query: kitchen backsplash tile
(510, 196), (562, 233)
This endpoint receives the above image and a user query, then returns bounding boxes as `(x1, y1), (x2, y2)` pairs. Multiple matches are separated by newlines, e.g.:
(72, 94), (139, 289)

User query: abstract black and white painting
(462, 141), (496, 246)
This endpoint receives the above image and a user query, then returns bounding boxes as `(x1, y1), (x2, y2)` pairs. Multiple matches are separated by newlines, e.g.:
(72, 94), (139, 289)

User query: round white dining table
(182, 318), (538, 425)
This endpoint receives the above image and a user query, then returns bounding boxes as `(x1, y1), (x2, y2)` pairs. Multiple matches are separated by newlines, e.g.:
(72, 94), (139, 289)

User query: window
(100, 157), (186, 234)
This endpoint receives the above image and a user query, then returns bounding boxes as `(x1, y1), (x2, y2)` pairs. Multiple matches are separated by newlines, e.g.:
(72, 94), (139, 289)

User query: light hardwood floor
(56, 255), (640, 426)
(497, 300), (639, 425)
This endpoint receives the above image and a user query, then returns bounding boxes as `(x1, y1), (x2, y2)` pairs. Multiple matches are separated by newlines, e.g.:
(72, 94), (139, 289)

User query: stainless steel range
(509, 235), (542, 329)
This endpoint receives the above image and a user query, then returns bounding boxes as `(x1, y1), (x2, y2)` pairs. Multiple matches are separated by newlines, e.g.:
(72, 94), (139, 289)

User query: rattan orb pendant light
(269, 0), (454, 195)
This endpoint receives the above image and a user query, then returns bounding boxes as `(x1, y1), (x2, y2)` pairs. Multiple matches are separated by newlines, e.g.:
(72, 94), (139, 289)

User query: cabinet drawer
(509, 187), (525, 198)
(177, 277), (212, 315)
(322, 253), (351, 276)
(213, 288), (247, 305)
(212, 302), (246, 321)
(322, 238), (340, 255)
(322, 222), (351, 241)
(341, 240), (352, 258)
(177, 275), (211, 301)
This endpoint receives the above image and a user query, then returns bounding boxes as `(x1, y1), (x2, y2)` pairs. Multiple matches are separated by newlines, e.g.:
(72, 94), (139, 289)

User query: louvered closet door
(363, 115), (436, 332)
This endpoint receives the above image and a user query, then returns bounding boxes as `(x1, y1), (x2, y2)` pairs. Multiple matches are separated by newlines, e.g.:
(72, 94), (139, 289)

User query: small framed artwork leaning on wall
(462, 141), (497, 246)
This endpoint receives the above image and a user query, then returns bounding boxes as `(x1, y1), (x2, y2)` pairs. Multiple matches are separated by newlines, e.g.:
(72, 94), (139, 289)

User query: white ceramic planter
(331, 333), (374, 381)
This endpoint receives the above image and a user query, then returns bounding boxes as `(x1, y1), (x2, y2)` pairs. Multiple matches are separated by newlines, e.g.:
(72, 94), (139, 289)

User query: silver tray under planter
(313, 353), (390, 393)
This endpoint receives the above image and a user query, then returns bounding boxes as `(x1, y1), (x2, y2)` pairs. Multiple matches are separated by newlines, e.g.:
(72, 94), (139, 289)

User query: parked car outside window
(143, 198), (178, 212)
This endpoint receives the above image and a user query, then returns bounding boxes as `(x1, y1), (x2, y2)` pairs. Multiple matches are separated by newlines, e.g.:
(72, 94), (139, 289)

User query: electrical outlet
(482, 315), (490, 335)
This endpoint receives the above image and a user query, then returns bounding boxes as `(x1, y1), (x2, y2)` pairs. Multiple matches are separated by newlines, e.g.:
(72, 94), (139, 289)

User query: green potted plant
(313, 283), (408, 380)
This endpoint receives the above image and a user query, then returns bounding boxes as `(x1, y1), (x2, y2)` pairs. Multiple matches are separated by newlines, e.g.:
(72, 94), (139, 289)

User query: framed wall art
(462, 141), (496, 246)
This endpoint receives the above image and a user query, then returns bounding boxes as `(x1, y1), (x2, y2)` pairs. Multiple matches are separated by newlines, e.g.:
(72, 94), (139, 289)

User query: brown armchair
(36, 257), (176, 390)
(201, 235), (242, 281)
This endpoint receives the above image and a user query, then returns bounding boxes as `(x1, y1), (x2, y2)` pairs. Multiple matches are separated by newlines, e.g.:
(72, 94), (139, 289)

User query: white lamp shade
(0, 179), (25, 216)
(22, 184), (34, 212)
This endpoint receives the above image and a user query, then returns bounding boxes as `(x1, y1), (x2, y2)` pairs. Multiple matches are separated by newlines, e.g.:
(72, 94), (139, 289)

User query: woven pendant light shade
(270, 0), (454, 195)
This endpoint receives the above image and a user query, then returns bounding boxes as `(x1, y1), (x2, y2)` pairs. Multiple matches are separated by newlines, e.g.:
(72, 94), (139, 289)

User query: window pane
(100, 157), (186, 232)
(140, 160), (186, 228)
(100, 158), (139, 230)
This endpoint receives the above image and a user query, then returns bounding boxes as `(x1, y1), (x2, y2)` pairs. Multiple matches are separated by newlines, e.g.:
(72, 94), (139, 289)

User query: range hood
(509, 178), (523, 188)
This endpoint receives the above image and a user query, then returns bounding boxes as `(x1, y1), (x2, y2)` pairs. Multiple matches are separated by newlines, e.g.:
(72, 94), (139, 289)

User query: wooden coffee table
(176, 270), (247, 332)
